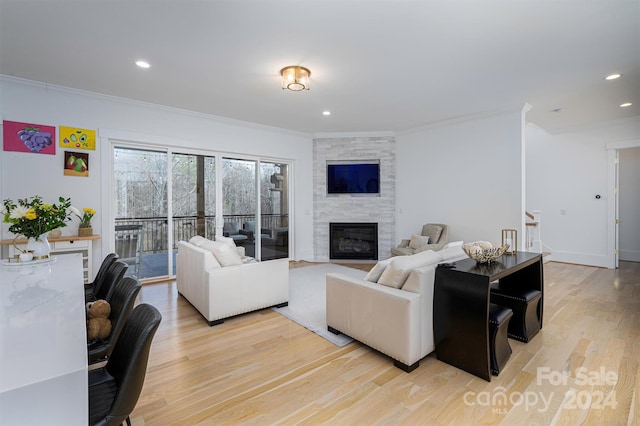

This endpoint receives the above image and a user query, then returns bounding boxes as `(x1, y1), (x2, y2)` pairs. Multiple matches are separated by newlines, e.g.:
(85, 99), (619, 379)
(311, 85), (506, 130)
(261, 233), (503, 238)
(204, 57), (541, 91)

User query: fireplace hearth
(329, 222), (378, 260)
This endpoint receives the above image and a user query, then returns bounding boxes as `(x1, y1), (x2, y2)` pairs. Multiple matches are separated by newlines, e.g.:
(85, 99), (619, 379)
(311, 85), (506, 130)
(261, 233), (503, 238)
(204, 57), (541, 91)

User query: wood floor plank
(129, 260), (639, 425)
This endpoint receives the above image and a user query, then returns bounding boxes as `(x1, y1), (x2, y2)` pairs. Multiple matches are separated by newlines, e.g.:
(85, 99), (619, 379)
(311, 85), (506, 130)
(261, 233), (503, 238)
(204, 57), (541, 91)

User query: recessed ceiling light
(322, 111), (331, 116)
(135, 60), (151, 69)
(620, 102), (632, 108)
(605, 73), (621, 80)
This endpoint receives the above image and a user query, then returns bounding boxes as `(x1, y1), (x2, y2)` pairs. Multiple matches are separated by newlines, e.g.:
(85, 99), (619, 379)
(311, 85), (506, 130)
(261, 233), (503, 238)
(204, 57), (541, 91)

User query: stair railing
(525, 210), (542, 253)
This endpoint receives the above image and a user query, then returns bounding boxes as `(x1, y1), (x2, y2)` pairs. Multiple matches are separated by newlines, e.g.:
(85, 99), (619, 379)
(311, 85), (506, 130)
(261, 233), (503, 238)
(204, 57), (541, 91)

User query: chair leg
(126, 416), (132, 426)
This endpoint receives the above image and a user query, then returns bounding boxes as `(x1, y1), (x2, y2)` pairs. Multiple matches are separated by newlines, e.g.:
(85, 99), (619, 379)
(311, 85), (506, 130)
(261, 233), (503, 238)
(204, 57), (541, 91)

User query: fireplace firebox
(329, 222), (378, 260)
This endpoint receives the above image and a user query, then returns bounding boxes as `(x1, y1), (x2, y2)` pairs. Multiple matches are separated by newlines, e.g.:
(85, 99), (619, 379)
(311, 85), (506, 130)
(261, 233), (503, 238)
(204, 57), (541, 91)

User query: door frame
(606, 139), (640, 269)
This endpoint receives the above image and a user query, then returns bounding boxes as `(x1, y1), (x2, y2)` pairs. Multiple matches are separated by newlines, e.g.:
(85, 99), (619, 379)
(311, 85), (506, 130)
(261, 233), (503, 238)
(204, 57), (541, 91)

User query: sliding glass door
(260, 161), (289, 260)
(222, 157), (257, 257)
(172, 152), (216, 274)
(112, 144), (290, 280)
(113, 147), (168, 279)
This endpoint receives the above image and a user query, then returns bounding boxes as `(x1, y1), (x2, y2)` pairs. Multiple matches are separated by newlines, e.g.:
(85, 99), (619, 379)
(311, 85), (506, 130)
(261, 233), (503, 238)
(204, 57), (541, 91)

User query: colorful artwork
(2, 120), (56, 155)
(64, 151), (89, 177)
(59, 126), (96, 150)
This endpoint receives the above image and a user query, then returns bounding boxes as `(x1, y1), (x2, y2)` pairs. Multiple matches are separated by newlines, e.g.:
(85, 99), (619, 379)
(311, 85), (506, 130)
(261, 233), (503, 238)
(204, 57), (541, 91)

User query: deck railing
(114, 214), (288, 254)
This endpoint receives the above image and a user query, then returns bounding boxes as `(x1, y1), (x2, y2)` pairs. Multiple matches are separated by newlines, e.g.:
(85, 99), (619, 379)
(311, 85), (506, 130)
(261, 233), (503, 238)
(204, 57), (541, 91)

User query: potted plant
(71, 206), (96, 236)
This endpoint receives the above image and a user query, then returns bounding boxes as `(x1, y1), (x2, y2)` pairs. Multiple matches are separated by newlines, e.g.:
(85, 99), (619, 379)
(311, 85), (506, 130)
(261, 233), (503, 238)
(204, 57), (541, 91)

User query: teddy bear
(86, 299), (112, 342)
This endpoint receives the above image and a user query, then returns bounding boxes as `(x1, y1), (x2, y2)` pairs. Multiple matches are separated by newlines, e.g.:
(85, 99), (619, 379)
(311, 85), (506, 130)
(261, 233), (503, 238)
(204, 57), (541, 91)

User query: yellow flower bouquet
(2, 196), (73, 239)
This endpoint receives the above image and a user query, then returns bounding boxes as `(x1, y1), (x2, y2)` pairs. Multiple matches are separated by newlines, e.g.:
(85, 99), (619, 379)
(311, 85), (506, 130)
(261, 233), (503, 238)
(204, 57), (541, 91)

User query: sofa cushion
(443, 240), (463, 249)
(421, 224), (443, 244)
(364, 257), (395, 283)
(378, 250), (443, 288)
(223, 222), (240, 235)
(390, 246), (415, 256)
(215, 235), (237, 248)
(189, 235), (209, 247)
(409, 234), (429, 250)
(438, 246), (467, 261)
(199, 240), (243, 267)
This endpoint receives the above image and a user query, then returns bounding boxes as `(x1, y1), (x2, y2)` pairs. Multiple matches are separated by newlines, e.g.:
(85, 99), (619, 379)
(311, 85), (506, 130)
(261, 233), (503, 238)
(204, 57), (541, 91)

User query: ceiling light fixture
(280, 66), (311, 91)
(605, 73), (621, 80)
(135, 60), (150, 69)
(620, 102), (632, 107)
(322, 111), (331, 116)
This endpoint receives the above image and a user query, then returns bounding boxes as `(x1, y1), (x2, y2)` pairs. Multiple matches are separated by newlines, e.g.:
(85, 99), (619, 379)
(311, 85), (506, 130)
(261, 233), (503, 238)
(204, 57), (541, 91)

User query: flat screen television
(327, 161), (380, 194)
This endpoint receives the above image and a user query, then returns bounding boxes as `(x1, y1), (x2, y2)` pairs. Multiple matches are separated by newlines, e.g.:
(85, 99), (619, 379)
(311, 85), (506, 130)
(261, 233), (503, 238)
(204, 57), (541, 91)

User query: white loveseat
(177, 237), (289, 326)
(326, 244), (467, 371)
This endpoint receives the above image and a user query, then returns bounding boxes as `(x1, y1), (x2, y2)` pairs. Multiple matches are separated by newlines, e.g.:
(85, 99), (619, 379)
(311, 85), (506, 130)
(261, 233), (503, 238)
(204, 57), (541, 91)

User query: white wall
(0, 76), (315, 270)
(395, 110), (524, 247)
(525, 118), (640, 267)
(619, 147), (640, 262)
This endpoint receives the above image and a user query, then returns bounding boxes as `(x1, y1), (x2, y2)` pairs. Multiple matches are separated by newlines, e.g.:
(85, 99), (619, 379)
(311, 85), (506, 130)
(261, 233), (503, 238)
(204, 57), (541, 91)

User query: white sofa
(177, 239), (289, 326)
(326, 244), (467, 371)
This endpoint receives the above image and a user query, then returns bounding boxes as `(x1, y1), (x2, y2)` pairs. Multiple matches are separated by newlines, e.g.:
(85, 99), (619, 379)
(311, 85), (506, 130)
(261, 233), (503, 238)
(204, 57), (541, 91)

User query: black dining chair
(88, 303), (162, 426)
(85, 253), (119, 300)
(88, 277), (142, 364)
(86, 260), (128, 303)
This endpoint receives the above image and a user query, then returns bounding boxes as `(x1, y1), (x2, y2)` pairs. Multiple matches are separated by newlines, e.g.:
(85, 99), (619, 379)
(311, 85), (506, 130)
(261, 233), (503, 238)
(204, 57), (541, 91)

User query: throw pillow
(409, 234), (429, 250)
(215, 235), (237, 248)
(378, 250), (443, 288)
(189, 235), (209, 247)
(200, 240), (242, 267)
(197, 241), (222, 268)
(364, 257), (395, 283)
(422, 224), (443, 245)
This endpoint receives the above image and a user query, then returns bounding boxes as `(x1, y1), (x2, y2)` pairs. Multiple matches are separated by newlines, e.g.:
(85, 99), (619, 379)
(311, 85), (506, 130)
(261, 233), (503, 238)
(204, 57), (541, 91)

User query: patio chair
(223, 221), (248, 244)
(115, 225), (143, 278)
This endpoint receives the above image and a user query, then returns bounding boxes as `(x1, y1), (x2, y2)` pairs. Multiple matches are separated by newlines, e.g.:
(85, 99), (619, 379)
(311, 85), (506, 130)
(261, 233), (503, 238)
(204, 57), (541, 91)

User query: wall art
(2, 120), (56, 155)
(59, 126), (96, 150)
(64, 151), (89, 177)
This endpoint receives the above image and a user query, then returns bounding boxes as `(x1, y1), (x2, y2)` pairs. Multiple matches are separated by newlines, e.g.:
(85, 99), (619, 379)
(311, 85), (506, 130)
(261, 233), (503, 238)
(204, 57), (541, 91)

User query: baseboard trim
(548, 251), (609, 268)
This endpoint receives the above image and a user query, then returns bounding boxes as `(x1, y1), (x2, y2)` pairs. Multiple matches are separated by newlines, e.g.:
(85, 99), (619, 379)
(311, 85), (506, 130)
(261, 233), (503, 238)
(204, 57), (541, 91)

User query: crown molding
(0, 75), (312, 139)
(313, 131), (395, 139)
(532, 115), (640, 136)
(397, 103), (527, 136)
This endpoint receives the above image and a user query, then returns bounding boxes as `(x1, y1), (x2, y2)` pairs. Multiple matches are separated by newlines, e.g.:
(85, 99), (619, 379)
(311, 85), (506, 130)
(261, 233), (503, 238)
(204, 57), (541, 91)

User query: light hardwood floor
(131, 260), (639, 425)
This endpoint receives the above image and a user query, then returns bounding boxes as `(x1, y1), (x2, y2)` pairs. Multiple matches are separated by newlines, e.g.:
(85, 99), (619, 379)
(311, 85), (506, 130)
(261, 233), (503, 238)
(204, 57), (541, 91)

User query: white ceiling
(1, 0), (639, 135)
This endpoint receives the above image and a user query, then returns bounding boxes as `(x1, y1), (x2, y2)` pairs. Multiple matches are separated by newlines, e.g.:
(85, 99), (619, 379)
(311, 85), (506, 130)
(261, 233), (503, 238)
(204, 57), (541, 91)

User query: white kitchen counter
(0, 253), (87, 425)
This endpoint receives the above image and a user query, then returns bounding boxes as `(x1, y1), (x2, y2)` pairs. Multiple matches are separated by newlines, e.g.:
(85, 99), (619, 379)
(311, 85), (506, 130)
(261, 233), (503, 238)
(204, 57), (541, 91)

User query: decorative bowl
(462, 241), (509, 263)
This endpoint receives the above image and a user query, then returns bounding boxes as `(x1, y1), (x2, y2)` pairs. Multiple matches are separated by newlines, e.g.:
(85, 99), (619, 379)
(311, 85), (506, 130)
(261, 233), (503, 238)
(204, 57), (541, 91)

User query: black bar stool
(489, 303), (513, 376)
(490, 284), (542, 343)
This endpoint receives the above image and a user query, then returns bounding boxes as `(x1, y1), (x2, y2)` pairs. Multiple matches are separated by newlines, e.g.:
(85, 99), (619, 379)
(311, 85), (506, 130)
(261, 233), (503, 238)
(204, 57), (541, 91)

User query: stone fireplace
(313, 136), (396, 261)
(329, 222), (378, 260)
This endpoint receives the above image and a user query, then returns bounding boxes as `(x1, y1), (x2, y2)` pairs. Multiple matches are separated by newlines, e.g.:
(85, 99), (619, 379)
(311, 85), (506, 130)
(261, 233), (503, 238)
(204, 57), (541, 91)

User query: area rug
(273, 263), (367, 346)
